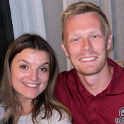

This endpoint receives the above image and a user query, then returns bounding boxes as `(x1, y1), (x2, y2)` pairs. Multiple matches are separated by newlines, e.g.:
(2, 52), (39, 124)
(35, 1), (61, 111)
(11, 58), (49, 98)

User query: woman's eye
(20, 65), (28, 69)
(40, 68), (48, 72)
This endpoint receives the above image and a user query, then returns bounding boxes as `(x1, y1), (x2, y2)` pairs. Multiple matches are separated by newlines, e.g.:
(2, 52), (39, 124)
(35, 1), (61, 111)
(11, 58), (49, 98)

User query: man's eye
(73, 38), (79, 41)
(20, 65), (28, 69)
(92, 35), (97, 38)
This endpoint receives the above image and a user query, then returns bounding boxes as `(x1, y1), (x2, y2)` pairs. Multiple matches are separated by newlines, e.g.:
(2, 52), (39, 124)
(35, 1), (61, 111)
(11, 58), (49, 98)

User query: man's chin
(78, 67), (103, 76)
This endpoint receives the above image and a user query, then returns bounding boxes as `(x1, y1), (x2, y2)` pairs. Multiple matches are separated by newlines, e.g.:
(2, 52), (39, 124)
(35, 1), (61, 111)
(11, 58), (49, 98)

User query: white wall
(42, 0), (67, 72)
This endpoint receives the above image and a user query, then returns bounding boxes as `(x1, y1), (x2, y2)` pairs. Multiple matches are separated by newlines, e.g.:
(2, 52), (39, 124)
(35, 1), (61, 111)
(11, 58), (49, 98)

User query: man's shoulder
(55, 68), (78, 89)
(58, 68), (76, 79)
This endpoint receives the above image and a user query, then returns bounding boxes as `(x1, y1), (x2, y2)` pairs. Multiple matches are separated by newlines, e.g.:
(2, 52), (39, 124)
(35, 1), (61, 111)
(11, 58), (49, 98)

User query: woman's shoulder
(18, 114), (32, 124)
(0, 89), (13, 123)
(0, 105), (12, 124)
(39, 106), (71, 124)
(18, 108), (72, 124)
(47, 108), (72, 124)
(0, 105), (5, 122)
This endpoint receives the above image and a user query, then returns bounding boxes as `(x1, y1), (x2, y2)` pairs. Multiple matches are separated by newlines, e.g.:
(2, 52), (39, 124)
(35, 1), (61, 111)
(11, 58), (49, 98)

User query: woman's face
(11, 48), (50, 102)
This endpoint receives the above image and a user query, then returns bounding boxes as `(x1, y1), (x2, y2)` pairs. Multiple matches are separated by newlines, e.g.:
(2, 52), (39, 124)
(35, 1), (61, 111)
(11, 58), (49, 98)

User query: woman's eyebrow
(41, 62), (50, 66)
(18, 59), (50, 65)
(18, 59), (29, 64)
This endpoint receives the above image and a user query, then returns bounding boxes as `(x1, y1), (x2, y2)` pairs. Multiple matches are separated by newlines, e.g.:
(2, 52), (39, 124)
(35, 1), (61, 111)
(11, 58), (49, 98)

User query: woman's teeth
(23, 82), (38, 87)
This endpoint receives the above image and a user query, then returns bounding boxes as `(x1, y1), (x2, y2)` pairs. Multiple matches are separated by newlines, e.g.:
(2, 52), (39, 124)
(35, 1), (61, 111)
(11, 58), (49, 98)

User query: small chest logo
(115, 107), (124, 124)
(120, 108), (124, 118)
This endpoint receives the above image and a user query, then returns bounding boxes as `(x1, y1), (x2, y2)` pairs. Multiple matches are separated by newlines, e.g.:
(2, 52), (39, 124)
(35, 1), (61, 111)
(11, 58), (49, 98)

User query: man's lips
(80, 57), (97, 62)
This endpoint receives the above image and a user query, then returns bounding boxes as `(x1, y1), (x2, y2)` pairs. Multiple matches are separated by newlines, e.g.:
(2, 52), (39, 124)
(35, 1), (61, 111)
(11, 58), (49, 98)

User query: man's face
(62, 12), (112, 75)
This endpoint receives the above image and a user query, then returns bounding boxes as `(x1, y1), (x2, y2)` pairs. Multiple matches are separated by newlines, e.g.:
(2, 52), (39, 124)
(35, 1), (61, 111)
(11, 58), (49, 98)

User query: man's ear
(61, 41), (69, 57)
(107, 34), (112, 49)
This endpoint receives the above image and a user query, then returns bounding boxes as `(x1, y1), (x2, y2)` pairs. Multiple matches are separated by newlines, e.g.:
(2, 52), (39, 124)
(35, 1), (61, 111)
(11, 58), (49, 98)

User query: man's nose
(81, 38), (92, 52)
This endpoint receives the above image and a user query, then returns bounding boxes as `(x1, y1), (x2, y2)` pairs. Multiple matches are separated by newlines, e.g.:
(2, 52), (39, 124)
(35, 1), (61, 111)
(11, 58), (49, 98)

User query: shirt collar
(68, 58), (124, 95)
(106, 58), (124, 95)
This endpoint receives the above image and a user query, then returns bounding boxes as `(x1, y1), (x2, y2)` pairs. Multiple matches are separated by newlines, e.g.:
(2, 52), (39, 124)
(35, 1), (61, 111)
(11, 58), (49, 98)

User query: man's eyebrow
(69, 29), (101, 35)
(91, 29), (101, 33)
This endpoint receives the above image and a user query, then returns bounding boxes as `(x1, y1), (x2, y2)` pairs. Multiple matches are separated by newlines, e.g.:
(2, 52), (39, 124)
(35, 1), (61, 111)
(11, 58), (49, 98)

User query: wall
(42, 0), (67, 72)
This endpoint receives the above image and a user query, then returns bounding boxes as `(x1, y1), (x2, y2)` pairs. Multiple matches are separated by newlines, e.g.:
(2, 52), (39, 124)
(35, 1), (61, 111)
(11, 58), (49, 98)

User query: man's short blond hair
(61, 2), (111, 40)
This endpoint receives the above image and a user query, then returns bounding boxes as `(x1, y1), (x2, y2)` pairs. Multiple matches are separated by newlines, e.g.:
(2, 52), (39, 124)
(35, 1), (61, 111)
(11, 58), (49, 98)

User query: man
(54, 2), (124, 124)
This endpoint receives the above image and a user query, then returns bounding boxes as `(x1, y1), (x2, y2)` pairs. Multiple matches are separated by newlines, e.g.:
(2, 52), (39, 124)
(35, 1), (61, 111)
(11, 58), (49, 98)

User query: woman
(0, 34), (72, 124)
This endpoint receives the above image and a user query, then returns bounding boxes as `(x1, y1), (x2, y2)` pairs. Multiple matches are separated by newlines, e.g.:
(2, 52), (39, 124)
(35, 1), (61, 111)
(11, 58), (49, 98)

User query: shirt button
(92, 108), (96, 113)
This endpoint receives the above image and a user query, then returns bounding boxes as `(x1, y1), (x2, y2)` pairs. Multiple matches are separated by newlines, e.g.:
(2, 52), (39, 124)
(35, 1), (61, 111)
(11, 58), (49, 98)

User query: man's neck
(77, 65), (113, 96)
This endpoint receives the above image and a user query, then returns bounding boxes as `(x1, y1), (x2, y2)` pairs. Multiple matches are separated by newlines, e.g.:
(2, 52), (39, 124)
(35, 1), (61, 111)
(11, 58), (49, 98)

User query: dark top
(54, 58), (124, 124)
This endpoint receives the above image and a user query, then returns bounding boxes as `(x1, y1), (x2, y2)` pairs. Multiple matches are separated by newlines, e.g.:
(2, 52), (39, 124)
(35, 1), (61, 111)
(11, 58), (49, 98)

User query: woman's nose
(28, 70), (38, 81)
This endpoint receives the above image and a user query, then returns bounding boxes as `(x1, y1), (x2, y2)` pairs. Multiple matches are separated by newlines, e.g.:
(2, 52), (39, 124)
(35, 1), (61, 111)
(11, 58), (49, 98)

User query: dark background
(0, 0), (14, 81)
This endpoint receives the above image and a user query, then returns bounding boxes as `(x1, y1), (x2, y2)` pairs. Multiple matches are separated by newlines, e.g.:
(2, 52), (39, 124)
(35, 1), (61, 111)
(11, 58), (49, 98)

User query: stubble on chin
(76, 59), (106, 76)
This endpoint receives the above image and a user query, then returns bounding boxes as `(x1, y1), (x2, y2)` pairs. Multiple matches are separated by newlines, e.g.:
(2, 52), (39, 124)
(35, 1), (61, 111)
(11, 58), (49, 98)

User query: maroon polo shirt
(54, 58), (124, 124)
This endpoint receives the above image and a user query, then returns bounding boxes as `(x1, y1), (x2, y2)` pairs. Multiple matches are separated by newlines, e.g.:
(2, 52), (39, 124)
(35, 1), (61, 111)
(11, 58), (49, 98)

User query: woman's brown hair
(0, 33), (71, 123)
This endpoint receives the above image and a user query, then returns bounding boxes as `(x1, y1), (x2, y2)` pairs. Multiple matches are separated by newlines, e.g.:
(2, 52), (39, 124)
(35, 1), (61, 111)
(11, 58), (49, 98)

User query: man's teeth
(81, 57), (95, 61)
(23, 82), (38, 87)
